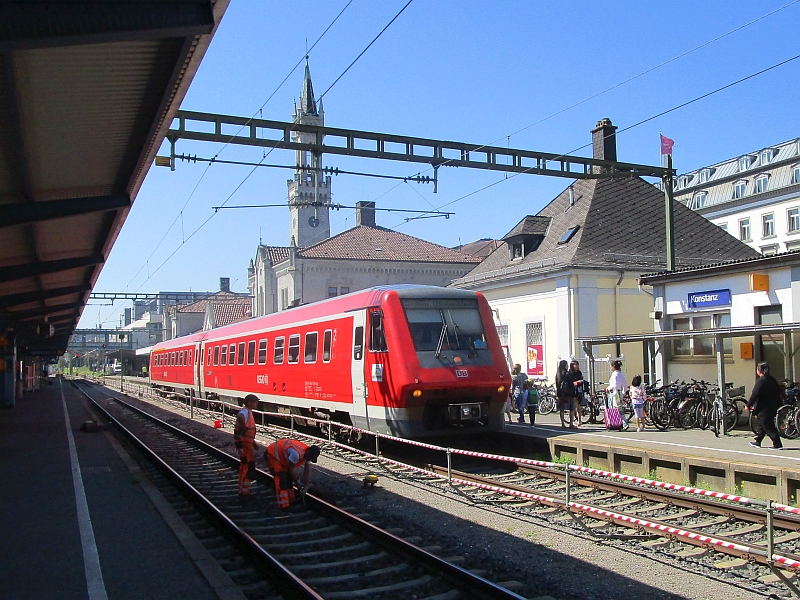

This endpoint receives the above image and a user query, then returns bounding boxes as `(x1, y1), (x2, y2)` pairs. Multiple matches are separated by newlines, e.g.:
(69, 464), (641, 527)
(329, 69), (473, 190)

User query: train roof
(152, 285), (484, 350)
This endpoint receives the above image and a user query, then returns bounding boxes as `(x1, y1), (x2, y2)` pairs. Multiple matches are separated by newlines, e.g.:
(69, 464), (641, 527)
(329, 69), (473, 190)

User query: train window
(221, 345), (227, 366)
(258, 339), (268, 365)
(207, 348), (212, 365)
(369, 312), (388, 352)
(304, 332), (318, 363)
(323, 330), (332, 363)
(213, 346), (219, 366)
(180, 351), (185, 366)
(229, 344), (237, 366)
(171, 352), (175, 366)
(288, 334), (300, 364)
(247, 340), (256, 365)
(238, 342), (245, 365)
(353, 326), (364, 360)
(274, 337), (285, 364)
(189, 349), (193, 365)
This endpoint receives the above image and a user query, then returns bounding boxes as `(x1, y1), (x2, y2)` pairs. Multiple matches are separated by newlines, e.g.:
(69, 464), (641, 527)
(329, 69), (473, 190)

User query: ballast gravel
(96, 387), (773, 600)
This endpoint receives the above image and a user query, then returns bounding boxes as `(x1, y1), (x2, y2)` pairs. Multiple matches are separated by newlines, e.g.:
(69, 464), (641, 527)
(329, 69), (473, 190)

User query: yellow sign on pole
(155, 156), (172, 167)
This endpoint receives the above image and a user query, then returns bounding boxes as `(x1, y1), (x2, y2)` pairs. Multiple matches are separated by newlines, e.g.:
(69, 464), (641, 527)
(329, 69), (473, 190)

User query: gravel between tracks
(94, 386), (769, 600)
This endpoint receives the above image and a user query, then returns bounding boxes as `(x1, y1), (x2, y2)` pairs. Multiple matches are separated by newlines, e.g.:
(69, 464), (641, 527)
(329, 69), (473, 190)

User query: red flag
(660, 134), (674, 155)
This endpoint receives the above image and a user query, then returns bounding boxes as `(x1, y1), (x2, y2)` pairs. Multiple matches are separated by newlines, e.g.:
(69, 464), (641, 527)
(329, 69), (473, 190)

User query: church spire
(300, 59), (317, 116)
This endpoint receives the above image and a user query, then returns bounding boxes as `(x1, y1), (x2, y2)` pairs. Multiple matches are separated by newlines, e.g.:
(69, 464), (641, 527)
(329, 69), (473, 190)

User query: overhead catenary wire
(386, 49), (800, 229)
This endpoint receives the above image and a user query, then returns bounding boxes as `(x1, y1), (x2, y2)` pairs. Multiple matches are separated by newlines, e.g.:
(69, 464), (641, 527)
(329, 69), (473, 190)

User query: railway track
(422, 458), (800, 594)
(90, 375), (800, 596)
(71, 380), (527, 600)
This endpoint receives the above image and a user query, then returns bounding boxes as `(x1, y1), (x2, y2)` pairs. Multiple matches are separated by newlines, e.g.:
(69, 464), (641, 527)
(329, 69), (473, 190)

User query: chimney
(219, 277), (230, 293)
(355, 201), (376, 228)
(591, 118), (617, 173)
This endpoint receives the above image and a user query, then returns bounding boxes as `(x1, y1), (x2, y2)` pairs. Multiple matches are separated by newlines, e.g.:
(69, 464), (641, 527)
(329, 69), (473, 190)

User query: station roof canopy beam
(0, 0), (229, 355)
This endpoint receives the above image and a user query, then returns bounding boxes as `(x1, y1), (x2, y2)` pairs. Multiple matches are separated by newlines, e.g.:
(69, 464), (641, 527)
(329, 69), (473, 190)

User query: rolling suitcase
(604, 406), (624, 431)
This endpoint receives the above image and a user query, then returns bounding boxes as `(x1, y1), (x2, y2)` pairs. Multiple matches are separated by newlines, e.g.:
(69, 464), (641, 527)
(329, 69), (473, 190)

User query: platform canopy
(0, 1), (229, 357)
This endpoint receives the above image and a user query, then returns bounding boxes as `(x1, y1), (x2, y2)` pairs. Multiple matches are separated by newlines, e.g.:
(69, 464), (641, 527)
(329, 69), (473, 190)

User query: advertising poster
(527, 344), (543, 376)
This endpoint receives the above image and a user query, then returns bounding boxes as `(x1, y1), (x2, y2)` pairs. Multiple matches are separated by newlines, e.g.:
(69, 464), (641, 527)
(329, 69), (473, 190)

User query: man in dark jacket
(746, 362), (783, 449)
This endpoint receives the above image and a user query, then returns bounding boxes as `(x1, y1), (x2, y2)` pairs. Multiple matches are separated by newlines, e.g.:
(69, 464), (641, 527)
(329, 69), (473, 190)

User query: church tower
(287, 62), (332, 247)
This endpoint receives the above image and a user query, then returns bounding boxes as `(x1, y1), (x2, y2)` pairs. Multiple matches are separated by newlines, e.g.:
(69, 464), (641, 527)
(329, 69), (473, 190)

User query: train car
(149, 285), (510, 438)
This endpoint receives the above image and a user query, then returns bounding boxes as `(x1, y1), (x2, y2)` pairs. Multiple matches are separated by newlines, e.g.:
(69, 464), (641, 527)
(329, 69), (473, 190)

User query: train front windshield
(401, 298), (489, 357)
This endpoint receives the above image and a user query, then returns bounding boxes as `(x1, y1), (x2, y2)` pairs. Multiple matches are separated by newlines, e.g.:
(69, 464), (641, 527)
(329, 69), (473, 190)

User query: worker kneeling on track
(265, 438), (320, 509)
(234, 395), (260, 497)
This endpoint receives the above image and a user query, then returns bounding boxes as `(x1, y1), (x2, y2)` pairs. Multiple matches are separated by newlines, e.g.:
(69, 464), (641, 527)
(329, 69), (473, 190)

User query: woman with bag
(605, 360), (628, 430)
(556, 359), (576, 429)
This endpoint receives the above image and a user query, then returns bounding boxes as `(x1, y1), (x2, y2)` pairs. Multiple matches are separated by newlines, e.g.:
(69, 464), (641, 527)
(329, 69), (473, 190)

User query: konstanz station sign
(687, 289), (732, 308)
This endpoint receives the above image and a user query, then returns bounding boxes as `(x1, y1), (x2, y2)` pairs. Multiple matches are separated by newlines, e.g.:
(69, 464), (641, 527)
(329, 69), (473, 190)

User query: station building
(639, 251), (800, 389)
(452, 119), (758, 381)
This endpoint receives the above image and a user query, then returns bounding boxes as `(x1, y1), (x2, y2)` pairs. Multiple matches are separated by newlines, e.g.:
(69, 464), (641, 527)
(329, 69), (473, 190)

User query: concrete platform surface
(0, 379), (220, 600)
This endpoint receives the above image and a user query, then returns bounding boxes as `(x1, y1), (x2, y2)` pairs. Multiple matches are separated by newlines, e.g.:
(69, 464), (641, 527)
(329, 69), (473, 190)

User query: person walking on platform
(234, 395), (260, 497)
(747, 362), (783, 450)
(265, 438), (321, 508)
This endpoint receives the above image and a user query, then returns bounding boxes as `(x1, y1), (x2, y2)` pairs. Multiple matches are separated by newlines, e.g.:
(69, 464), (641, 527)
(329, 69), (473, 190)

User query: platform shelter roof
(0, 1), (229, 356)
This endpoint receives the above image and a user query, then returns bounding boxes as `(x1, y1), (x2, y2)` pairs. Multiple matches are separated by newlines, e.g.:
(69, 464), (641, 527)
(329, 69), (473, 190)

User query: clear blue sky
(82, 0), (800, 328)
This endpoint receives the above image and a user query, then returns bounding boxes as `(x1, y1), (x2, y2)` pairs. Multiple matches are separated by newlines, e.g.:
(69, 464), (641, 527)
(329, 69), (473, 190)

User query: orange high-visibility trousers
(236, 440), (255, 495)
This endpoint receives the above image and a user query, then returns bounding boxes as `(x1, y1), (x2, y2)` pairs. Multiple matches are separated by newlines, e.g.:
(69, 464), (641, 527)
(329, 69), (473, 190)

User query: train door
(350, 312), (368, 429)
(195, 342), (203, 397)
(364, 308), (389, 428)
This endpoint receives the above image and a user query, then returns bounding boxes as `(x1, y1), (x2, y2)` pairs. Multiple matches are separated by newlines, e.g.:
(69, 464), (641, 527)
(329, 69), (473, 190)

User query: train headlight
(497, 385), (506, 393)
(412, 389), (422, 397)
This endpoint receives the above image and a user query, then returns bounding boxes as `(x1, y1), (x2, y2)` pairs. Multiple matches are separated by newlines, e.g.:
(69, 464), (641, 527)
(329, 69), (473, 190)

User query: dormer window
(761, 149), (773, 165)
(692, 191), (707, 209)
(558, 225), (580, 245)
(700, 168), (712, 183)
(792, 164), (800, 184)
(733, 180), (747, 199)
(755, 174), (769, 194)
(739, 156), (751, 171)
(511, 243), (523, 260)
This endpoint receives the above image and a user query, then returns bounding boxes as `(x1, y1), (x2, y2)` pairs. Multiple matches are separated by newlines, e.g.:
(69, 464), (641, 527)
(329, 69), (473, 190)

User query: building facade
(639, 252), (800, 390)
(676, 137), (800, 255)
(453, 119), (759, 381)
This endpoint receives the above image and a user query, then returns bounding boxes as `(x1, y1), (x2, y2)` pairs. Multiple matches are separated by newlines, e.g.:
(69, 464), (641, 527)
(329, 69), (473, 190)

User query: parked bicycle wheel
(776, 405), (800, 439)
(580, 399), (597, 425)
(538, 393), (556, 415)
(724, 400), (739, 432)
(650, 398), (671, 431)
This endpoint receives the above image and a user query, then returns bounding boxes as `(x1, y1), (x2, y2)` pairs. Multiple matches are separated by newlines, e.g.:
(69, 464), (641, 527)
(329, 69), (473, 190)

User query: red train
(149, 285), (509, 438)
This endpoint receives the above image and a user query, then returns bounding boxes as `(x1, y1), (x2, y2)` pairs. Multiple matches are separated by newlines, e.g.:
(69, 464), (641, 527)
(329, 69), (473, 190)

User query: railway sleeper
(289, 551), (389, 572)
(304, 561), (410, 585)
(322, 574), (433, 599)
(260, 531), (354, 549)
(276, 541), (371, 560)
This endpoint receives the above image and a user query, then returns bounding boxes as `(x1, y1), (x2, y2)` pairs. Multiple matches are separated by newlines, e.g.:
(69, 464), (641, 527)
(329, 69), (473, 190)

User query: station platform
(505, 411), (800, 504)
(0, 379), (237, 600)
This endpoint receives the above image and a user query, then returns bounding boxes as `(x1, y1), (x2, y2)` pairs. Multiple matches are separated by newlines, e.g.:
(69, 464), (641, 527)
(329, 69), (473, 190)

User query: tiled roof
(296, 226), (482, 264)
(460, 177), (759, 282)
(454, 238), (500, 259)
(503, 216), (551, 239)
(257, 245), (291, 264)
(211, 300), (251, 328)
(674, 137), (800, 211)
(176, 291), (250, 314)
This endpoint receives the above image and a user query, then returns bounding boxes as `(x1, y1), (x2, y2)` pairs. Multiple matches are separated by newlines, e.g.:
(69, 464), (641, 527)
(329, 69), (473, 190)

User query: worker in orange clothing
(265, 438), (321, 508)
(234, 395), (259, 496)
